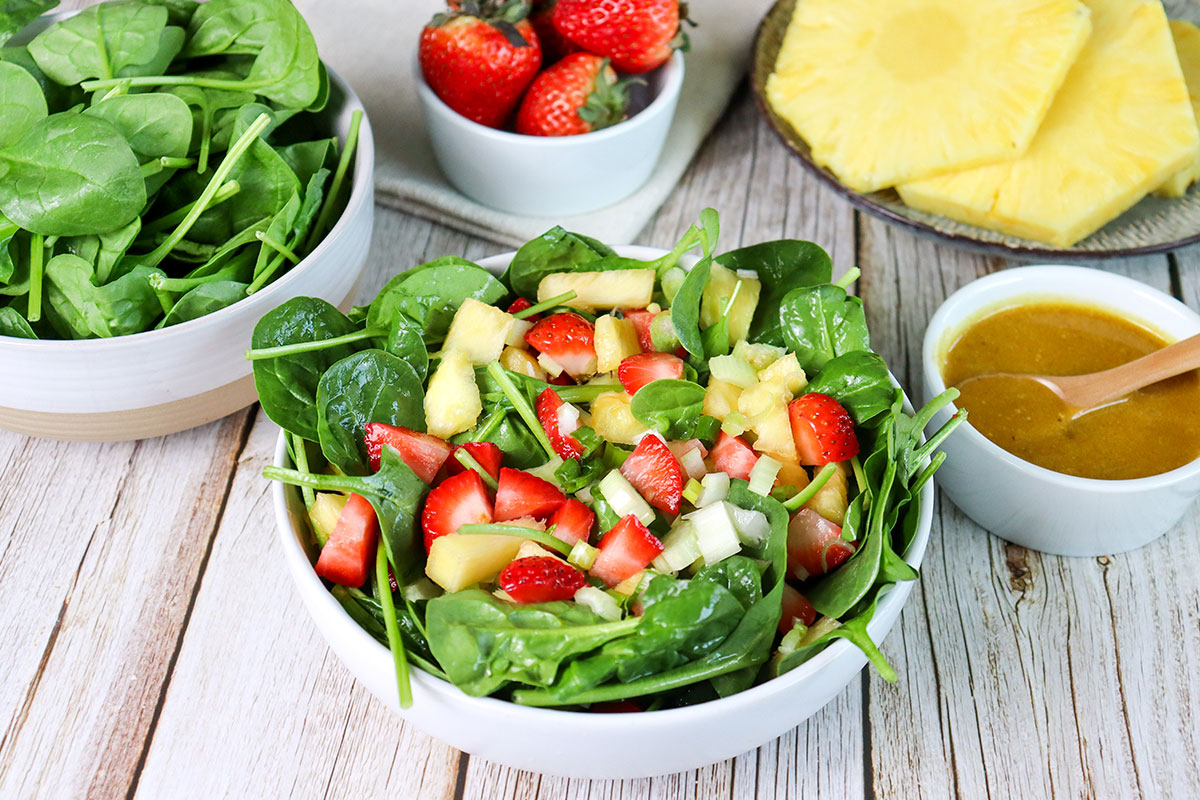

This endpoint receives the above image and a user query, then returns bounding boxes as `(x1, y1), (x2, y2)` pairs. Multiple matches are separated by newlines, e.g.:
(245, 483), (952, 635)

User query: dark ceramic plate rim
(749, 0), (1200, 262)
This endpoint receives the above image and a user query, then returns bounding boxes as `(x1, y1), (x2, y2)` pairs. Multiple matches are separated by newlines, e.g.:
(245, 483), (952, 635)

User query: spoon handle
(1058, 332), (1200, 409)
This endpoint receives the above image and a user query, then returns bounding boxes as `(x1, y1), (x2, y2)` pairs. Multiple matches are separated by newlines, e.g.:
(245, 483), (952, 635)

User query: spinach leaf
(27, 1), (167, 84)
(669, 255), (711, 358)
(0, 304), (35, 337)
(42, 254), (163, 338)
(0, 113), (145, 236)
(250, 296), (360, 441)
(367, 259), (507, 344)
(775, 592), (895, 681)
(0, 0), (58, 47)
(715, 239), (832, 347)
(161, 279), (246, 326)
(503, 226), (613, 297)
(94, 218), (139, 284)
(279, 137), (335, 186)
(0, 60), (45, 147)
(316, 349), (426, 476)
(693, 556), (764, 610)
(629, 379), (705, 437)
(384, 313), (428, 381)
(425, 589), (640, 697)
(452, 412), (545, 470)
(778, 284), (870, 374)
(83, 93), (193, 161)
(192, 133), (299, 243)
(805, 350), (894, 426)
(331, 586), (444, 679)
(0, 214), (17, 284)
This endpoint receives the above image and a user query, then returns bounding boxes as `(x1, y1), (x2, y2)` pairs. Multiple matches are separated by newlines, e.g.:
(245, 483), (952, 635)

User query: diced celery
(598, 469), (656, 525)
(574, 585), (622, 620)
(653, 521), (701, 573)
(684, 502), (742, 564)
(682, 478), (704, 505)
(650, 311), (681, 352)
(732, 340), (785, 371)
(747, 454), (781, 496)
(575, 484), (596, 504)
(661, 266), (687, 303)
(729, 506), (771, 547)
(721, 411), (748, 436)
(708, 354), (758, 388)
(697, 471), (730, 507)
(568, 540), (600, 570)
(680, 447), (706, 481)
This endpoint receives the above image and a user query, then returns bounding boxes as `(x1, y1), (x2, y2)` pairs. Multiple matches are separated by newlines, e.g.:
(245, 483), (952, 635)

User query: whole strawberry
(516, 54), (630, 136)
(419, 0), (542, 128)
(552, 0), (684, 74)
(529, 0), (578, 64)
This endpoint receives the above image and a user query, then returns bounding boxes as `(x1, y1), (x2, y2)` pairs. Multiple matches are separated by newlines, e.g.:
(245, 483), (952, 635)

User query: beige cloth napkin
(294, 0), (772, 246)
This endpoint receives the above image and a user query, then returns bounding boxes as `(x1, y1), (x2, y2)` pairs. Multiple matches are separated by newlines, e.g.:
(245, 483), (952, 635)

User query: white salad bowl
(414, 52), (684, 216)
(922, 265), (1200, 557)
(0, 58), (375, 442)
(273, 245), (935, 779)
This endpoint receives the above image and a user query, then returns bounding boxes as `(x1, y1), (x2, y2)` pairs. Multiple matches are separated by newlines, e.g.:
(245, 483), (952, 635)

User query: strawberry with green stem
(516, 53), (633, 136)
(553, 0), (688, 75)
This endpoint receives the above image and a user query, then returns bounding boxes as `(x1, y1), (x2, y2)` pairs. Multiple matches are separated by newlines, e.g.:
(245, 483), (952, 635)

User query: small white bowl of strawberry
(415, 0), (686, 215)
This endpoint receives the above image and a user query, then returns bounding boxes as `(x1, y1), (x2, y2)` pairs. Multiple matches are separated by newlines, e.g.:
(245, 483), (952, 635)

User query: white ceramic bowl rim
(413, 51), (685, 147)
(923, 264), (1200, 494)
(274, 243), (935, 724)
(0, 65), (375, 352)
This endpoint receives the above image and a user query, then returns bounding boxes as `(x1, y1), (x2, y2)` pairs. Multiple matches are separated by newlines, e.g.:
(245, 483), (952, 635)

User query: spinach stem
(153, 286), (174, 315)
(850, 455), (866, 496)
(910, 451), (945, 497)
(486, 361), (557, 459)
(81, 74), (276, 93)
(264, 464), (358, 494)
(457, 523), (572, 557)
(143, 181), (241, 235)
(783, 462), (838, 512)
(909, 409), (967, 475)
(243, 326), (384, 360)
(470, 406), (508, 444)
(27, 234), (43, 322)
(291, 433), (316, 511)
(833, 267), (861, 291)
(256, 230), (301, 264)
(652, 224), (701, 278)
(140, 113), (271, 270)
(304, 110), (362, 254)
(376, 543), (413, 709)
(546, 384), (613, 403)
(453, 449), (499, 490)
(514, 290), (577, 319)
(244, 250), (289, 295)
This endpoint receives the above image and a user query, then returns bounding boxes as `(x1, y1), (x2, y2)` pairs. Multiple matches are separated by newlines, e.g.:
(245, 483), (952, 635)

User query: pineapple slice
(804, 462), (850, 526)
(1156, 19), (1200, 197)
(425, 351), (482, 438)
(700, 263), (760, 343)
(733, 340), (785, 371)
(766, 0), (1092, 192)
(500, 345), (548, 381)
(591, 391), (648, 444)
(308, 492), (348, 546)
(775, 460), (811, 493)
(703, 378), (743, 421)
(757, 352), (807, 395)
(738, 378), (791, 427)
(426, 533), (527, 592)
(899, 0), (1200, 246)
(442, 298), (514, 365)
(595, 314), (641, 373)
(750, 404), (799, 464)
(537, 269), (655, 311)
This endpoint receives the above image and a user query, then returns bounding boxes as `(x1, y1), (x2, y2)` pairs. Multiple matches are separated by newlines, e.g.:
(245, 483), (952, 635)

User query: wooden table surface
(3, 59), (1200, 800)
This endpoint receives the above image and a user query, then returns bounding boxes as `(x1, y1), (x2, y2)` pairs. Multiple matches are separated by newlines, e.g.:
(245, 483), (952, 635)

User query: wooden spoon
(958, 332), (1200, 415)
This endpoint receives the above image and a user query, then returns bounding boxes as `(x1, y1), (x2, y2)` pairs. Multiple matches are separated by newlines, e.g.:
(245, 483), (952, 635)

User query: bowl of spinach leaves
(262, 212), (962, 778)
(0, 0), (374, 441)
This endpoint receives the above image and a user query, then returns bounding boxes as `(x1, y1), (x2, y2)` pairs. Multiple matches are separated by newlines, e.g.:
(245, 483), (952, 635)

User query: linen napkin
(293, 0), (773, 246)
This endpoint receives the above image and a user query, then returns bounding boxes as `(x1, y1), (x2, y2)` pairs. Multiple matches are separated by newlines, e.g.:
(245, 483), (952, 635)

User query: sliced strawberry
(536, 388), (584, 460)
(779, 582), (817, 635)
(622, 308), (655, 352)
(421, 470), (494, 552)
(507, 296), (540, 322)
(788, 393), (860, 466)
(446, 441), (503, 480)
(364, 422), (451, 480)
(547, 371), (575, 386)
(711, 431), (759, 481)
(499, 555), (587, 603)
(620, 435), (683, 514)
(590, 700), (643, 713)
(787, 508), (856, 581)
(494, 467), (566, 521)
(314, 493), (378, 587)
(547, 498), (595, 545)
(524, 312), (597, 376)
(590, 514), (664, 587)
(617, 352), (684, 395)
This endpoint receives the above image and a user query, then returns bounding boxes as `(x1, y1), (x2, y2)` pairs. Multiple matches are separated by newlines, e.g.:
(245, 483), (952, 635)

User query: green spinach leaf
(0, 60), (45, 147)
(502, 226), (613, 297)
(161, 279), (246, 326)
(779, 284), (870, 374)
(0, 304), (35, 337)
(42, 253), (162, 338)
(367, 259), (507, 344)
(715, 239), (833, 347)
(805, 350), (894, 426)
(669, 255), (711, 358)
(28, 1), (168, 84)
(0, 0), (58, 47)
(629, 379), (705, 437)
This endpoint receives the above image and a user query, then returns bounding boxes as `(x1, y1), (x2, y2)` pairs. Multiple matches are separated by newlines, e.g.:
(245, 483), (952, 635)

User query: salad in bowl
(251, 209), (963, 718)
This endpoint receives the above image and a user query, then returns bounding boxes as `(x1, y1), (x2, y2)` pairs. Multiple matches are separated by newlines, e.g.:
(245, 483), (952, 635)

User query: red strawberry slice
(536, 388), (584, 460)
(617, 352), (684, 395)
(364, 422), (451, 480)
(524, 312), (597, 376)
(446, 441), (503, 480)
(421, 470), (494, 552)
(788, 393), (860, 466)
(779, 582), (817, 635)
(547, 371), (575, 386)
(507, 296), (540, 321)
(619, 435), (683, 514)
(315, 493), (378, 587)
(711, 431), (759, 481)
(786, 508), (856, 581)
(494, 467), (566, 521)
(547, 498), (595, 545)
(499, 555), (588, 603)
(590, 514), (664, 587)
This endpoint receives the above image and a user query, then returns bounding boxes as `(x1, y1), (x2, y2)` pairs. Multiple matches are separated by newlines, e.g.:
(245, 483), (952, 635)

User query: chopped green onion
(682, 478), (704, 506)
(568, 540), (600, 570)
(513, 290), (577, 319)
(453, 448), (499, 490)
(487, 361), (557, 459)
(720, 411), (748, 437)
(747, 454), (781, 496)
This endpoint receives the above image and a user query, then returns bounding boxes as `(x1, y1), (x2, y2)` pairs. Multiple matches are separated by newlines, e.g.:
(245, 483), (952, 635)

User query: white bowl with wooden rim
(0, 68), (375, 442)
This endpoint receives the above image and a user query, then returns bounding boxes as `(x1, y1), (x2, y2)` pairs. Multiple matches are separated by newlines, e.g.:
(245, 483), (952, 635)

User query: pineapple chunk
(425, 351), (482, 438)
(613, 570), (645, 596)
(733, 340), (785, 371)
(766, 0), (1093, 192)
(757, 353), (807, 395)
(537, 269), (655, 311)
(703, 378), (743, 420)
(308, 492), (348, 546)
(804, 462), (850, 526)
(775, 460), (811, 493)
(595, 314), (641, 373)
(500, 345), (548, 381)
(750, 404), (799, 463)
(516, 539), (564, 562)
(738, 378), (791, 426)
(442, 298), (514, 365)
(426, 533), (527, 592)
(700, 263), (761, 343)
(1156, 19), (1200, 197)
(591, 391), (647, 445)
(899, 0), (1200, 246)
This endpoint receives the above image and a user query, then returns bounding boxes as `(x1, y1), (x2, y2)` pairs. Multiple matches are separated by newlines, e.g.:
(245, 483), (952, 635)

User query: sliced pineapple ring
(899, 0), (1200, 247)
(1156, 19), (1200, 198)
(766, 0), (1092, 192)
